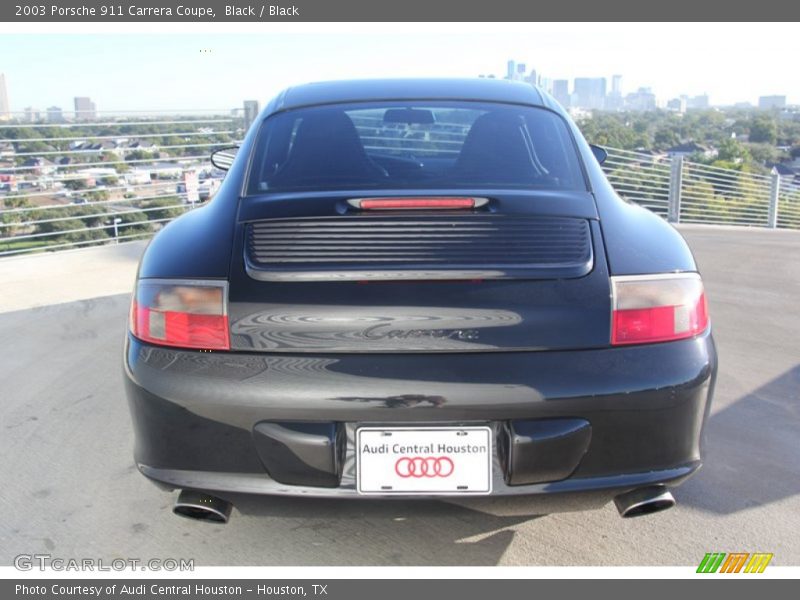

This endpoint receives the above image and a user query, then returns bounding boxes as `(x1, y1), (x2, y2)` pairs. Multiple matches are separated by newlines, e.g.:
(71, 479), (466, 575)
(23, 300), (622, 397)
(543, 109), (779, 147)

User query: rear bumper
(123, 330), (717, 503)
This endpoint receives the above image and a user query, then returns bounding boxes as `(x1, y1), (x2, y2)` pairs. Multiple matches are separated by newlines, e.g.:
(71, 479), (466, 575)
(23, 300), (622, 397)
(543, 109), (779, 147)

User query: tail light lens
(611, 273), (708, 346)
(129, 279), (230, 350)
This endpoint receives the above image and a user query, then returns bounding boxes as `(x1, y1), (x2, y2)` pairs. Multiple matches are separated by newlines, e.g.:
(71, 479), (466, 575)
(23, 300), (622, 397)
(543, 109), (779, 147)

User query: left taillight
(611, 273), (709, 346)
(129, 279), (230, 350)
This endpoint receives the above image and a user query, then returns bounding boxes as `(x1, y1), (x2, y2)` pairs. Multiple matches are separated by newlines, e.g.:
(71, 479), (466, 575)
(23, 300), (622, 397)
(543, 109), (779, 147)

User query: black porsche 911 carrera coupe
(123, 79), (717, 522)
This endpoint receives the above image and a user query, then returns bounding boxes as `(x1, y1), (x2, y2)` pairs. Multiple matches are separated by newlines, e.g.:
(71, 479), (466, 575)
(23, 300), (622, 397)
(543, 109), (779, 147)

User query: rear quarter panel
(136, 116), (257, 279)
(554, 98), (699, 276)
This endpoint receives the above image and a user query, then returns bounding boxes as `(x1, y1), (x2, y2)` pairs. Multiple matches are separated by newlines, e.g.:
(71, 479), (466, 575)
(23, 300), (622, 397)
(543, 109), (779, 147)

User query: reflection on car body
(123, 79), (716, 522)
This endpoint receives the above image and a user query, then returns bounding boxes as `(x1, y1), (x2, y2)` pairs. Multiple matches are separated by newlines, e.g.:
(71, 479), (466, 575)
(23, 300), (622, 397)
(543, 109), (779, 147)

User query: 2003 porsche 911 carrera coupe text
(123, 79), (717, 523)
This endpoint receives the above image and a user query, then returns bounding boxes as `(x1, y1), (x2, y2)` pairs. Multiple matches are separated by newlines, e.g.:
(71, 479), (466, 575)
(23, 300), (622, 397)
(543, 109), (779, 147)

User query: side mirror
(589, 144), (608, 165)
(210, 146), (239, 171)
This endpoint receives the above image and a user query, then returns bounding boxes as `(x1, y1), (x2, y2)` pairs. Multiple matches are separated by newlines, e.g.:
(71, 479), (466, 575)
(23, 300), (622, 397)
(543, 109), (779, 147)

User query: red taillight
(611, 274), (709, 346)
(129, 280), (230, 350)
(349, 197), (487, 210)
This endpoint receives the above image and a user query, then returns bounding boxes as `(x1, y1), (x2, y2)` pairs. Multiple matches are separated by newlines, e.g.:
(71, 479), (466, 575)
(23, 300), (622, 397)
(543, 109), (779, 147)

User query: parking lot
(1, 225), (798, 566)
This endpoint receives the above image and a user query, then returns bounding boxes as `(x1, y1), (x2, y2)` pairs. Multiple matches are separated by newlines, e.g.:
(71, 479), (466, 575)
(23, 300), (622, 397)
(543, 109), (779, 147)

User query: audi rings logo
(395, 456), (455, 478)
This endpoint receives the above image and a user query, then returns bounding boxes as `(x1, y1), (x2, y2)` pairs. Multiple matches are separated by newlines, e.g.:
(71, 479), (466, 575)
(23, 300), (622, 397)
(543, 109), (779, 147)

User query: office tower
(758, 95), (786, 110)
(611, 75), (622, 96)
(605, 75), (624, 111)
(552, 80), (570, 108)
(625, 87), (657, 111)
(573, 77), (607, 110)
(47, 106), (65, 123)
(667, 98), (687, 113)
(243, 100), (260, 129)
(74, 96), (97, 120)
(0, 73), (10, 121)
(23, 107), (41, 122)
(686, 94), (710, 110)
(506, 60), (516, 80)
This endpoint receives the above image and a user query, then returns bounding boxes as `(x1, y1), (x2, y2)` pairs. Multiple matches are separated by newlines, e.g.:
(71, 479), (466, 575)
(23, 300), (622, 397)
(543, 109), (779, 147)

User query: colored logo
(395, 456), (454, 478)
(697, 552), (773, 573)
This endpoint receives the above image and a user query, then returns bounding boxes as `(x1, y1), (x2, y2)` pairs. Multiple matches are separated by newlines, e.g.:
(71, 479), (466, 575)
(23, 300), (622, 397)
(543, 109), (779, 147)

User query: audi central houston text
(14, 585), (269, 597)
(123, 79), (717, 522)
(360, 444), (489, 455)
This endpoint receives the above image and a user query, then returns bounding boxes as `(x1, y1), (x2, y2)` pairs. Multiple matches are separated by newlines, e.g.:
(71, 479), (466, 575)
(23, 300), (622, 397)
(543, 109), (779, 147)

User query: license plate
(356, 426), (492, 495)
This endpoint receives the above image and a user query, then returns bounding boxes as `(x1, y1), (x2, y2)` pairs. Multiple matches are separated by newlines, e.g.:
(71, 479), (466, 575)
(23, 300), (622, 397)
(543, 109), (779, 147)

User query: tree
(605, 163), (671, 216)
(64, 179), (88, 191)
(680, 179), (722, 222)
(32, 208), (110, 247)
(16, 141), (54, 154)
(106, 211), (154, 240)
(716, 138), (751, 164)
(72, 205), (108, 229)
(143, 197), (185, 222)
(654, 128), (680, 150)
(1, 197), (33, 237)
(578, 113), (642, 148)
(126, 150), (156, 162)
(747, 143), (782, 167)
(749, 116), (777, 145)
(85, 189), (109, 202)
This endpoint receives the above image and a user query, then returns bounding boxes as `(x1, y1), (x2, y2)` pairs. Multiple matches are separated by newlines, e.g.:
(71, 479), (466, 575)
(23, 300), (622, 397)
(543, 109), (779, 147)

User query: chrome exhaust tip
(173, 490), (233, 523)
(614, 485), (675, 518)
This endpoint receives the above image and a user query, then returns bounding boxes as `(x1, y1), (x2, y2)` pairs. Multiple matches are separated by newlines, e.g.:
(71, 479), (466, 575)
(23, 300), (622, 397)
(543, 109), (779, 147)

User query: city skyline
(0, 25), (796, 111)
(1, 76), (788, 123)
(496, 61), (736, 112)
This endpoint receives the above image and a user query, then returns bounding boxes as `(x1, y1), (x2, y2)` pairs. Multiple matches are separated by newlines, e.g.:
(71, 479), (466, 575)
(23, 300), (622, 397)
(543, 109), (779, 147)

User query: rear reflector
(348, 197), (487, 210)
(129, 279), (230, 350)
(611, 273), (708, 345)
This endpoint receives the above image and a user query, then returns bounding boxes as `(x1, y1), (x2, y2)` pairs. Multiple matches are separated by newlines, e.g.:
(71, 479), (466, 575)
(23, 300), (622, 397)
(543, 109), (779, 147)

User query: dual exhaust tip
(173, 490), (233, 524)
(614, 485), (676, 518)
(171, 485), (675, 522)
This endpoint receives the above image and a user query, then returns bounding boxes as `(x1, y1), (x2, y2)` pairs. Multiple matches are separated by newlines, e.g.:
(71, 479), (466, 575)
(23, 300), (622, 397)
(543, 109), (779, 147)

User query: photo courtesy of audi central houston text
(122, 78), (717, 523)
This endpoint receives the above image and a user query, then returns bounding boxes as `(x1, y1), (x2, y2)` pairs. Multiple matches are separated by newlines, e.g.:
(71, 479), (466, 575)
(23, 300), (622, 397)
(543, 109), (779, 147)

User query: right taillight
(611, 273), (708, 346)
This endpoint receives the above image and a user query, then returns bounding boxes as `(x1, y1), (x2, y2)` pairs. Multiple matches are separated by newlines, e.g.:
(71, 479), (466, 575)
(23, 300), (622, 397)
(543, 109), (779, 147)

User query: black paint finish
(124, 328), (716, 497)
(228, 218), (610, 353)
(501, 419), (593, 485)
(252, 421), (344, 488)
(124, 78), (717, 505)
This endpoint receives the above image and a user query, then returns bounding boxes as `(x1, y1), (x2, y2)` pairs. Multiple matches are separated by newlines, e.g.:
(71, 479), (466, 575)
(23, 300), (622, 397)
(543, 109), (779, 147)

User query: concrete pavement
(0, 226), (798, 566)
(0, 241), (146, 313)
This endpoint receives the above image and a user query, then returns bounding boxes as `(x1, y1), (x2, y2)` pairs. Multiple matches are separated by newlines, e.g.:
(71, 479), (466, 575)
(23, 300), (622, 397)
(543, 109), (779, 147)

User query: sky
(0, 23), (797, 113)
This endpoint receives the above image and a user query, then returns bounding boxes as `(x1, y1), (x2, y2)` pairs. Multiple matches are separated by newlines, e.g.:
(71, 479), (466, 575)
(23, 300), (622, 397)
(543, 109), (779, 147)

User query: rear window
(246, 101), (586, 194)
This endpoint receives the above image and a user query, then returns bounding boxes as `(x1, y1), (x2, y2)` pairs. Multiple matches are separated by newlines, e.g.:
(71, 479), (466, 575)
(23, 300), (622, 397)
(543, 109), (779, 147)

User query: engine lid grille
(245, 215), (593, 281)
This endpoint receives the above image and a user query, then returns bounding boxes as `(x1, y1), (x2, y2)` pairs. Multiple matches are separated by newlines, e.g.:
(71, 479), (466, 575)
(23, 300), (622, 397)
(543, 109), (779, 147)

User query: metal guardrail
(1, 113), (799, 258)
(601, 148), (673, 218)
(0, 108), (247, 256)
(603, 148), (800, 230)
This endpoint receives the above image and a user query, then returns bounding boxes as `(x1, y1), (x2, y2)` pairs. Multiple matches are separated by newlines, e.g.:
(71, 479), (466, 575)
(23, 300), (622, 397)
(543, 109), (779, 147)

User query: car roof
(268, 78), (549, 113)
